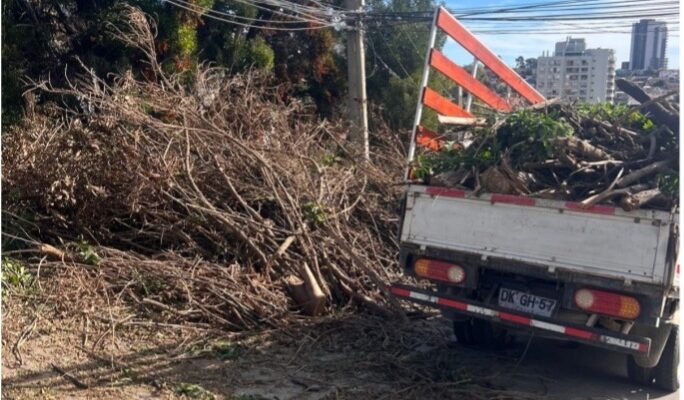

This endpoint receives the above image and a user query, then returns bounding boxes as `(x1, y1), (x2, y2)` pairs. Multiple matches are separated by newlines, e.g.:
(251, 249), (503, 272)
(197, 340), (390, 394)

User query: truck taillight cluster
(414, 258), (465, 284)
(574, 288), (641, 320)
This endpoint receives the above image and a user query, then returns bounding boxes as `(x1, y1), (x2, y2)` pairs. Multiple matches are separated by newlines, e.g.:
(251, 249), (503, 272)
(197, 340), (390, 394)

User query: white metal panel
(401, 190), (673, 285)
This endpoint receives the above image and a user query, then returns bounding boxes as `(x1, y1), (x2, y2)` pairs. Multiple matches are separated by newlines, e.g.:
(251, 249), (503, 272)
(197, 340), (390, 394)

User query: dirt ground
(2, 293), (548, 400)
(3, 295), (678, 400)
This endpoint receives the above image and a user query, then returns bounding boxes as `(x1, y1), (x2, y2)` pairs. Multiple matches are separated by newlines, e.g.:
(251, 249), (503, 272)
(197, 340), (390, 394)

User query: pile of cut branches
(414, 91), (679, 211)
(2, 6), (407, 331)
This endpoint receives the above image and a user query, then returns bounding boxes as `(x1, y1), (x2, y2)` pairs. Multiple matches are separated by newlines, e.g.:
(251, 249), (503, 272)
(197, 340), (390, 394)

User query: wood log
(580, 167), (624, 207)
(616, 78), (650, 103)
(39, 244), (69, 260)
(596, 120), (639, 139)
(480, 166), (517, 194)
(551, 136), (611, 161)
(285, 262), (326, 316)
(616, 79), (679, 133)
(38, 244), (84, 264)
(620, 188), (662, 211)
(580, 184), (649, 208)
(616, 159), (671, 188)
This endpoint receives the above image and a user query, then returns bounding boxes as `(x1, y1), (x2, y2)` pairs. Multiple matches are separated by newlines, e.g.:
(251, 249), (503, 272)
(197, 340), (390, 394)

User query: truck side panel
(401, 187), (673, 285)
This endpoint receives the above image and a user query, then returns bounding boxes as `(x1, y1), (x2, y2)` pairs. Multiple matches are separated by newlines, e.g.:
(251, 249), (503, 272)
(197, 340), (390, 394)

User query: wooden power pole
(345, 0), (369, 160)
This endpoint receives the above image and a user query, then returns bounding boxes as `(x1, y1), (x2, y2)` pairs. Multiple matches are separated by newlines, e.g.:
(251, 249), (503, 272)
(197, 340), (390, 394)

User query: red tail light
(414, 258), (465, 284)
(574, 288), (640, 320)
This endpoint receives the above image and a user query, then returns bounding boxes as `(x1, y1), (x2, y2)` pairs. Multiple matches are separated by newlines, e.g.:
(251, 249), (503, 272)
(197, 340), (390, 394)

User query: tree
(515, 56), (525, 70)
(364, 0), (448, 130)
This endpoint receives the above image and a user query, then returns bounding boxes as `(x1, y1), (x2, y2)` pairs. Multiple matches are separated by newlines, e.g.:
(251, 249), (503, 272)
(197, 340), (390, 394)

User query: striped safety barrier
(407, 7), (546, 179)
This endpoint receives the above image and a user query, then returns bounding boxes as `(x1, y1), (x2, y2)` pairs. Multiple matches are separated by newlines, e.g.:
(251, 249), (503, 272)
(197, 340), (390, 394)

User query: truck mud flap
(391, 284), (651, 355)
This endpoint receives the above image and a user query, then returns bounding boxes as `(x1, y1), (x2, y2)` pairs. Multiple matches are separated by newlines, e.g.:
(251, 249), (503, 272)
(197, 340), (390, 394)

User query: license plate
(498, 287), (557, 317)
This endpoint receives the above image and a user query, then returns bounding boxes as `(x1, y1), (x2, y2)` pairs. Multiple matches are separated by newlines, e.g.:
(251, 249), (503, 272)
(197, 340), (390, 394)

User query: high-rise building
(535, 38), (616, 103)
(629, 19), (668, 70)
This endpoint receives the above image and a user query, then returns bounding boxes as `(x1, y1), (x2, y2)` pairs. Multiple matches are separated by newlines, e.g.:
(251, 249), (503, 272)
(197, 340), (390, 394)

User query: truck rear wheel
(453, 318), (476, 345)
(626, 356), (653, 386)
(627, 325), (679, 392)
(453, 319), (509, 348)
(653, 325), (679, 392)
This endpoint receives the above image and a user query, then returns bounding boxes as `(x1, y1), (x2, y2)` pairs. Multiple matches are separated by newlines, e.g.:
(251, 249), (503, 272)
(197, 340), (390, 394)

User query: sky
(441, 0), (680, 69)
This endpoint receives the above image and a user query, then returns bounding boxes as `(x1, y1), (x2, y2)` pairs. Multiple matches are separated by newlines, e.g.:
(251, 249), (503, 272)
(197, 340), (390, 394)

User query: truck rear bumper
(391, 283), (651, 355)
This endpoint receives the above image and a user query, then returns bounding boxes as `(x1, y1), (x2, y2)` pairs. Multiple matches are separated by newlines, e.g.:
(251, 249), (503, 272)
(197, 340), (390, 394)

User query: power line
(164, 0), (338, 30)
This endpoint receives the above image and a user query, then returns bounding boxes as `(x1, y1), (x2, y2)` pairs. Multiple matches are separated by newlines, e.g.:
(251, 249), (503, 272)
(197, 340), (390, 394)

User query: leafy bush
(579, 103), (655, 133)
(2, 258), (33, 295)
(174, 382), (215, 400)
(496, 110), (574, 165)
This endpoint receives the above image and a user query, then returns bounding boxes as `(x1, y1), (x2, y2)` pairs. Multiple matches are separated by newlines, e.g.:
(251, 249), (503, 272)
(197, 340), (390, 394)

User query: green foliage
(196, 0), (216, 9)
(75, 237), (101, 266)
(413, 145), (462, 179)
(174, 383), (215, 400)
(579, 103), (633, 124)
(365, 0), (448, 130)
(321, 153), (342, 166)
(211, 341), (242, 360)
(0, 0), (439, 126)
(627, 110), (656, 133)
(378, 70), (451, 131)
(177, 24), (199, 57)
(417, 110), (575, 178)
(579, 103), (655, 133)
(302, 202), (326, 226)
(658, 174), (678, 197)
(379, 75), (422, 130)
(246, 38), (275, 71)
(413, 141), (497, 179)
(210, 35), (275, 72)
(497, 110), (574, 164)
(2, 258), (33, 295)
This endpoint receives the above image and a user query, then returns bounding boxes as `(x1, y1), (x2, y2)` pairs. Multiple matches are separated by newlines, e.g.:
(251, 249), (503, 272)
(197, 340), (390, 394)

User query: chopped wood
(580, 167), (624, 208)
(288, 263), (326, 316)
(620, 188), (662, 211)
(616, 160), (671, 188)
(551, 136), (611, 161)
(616, 78), (679, 133)
(421, 86), (678, 211)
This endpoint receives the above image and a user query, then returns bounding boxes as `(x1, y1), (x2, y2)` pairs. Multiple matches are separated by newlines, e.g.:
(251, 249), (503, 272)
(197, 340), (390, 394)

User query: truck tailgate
(401, 185), (675, 285)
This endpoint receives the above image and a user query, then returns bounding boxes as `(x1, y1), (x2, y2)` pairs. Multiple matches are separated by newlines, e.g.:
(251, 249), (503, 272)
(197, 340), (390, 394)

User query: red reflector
(414, 258), (466, 284)
(499, 312), (531, 325)
(565, 327), (596, 340)
(390, 287), (411, 298)
(437, 297), (468, 311)
(574, 289), (640, 320)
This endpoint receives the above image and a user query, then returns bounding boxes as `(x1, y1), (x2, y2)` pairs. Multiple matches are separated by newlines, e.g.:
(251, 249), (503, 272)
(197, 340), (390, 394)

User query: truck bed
(401, 185), (676, 286)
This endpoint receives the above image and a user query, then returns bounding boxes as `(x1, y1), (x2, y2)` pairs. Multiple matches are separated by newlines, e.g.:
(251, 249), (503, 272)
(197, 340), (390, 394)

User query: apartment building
(629, 19), (668, 71)
(535, 38), (616, 103)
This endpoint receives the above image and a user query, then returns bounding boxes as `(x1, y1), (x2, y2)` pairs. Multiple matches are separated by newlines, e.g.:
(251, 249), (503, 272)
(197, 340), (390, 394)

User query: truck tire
(472, 319), (509, 349)
(453, 318), (476, 345)
(627, 356), (653, 386)
(653, 325), (679, 392)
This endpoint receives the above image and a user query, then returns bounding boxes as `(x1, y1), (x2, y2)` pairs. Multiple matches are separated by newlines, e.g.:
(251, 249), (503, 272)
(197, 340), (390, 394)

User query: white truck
(390, 7), (680, 392)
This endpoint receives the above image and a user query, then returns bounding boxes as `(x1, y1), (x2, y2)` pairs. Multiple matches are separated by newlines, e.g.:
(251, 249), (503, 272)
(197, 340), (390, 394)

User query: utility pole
(345, 0), (369, 160)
